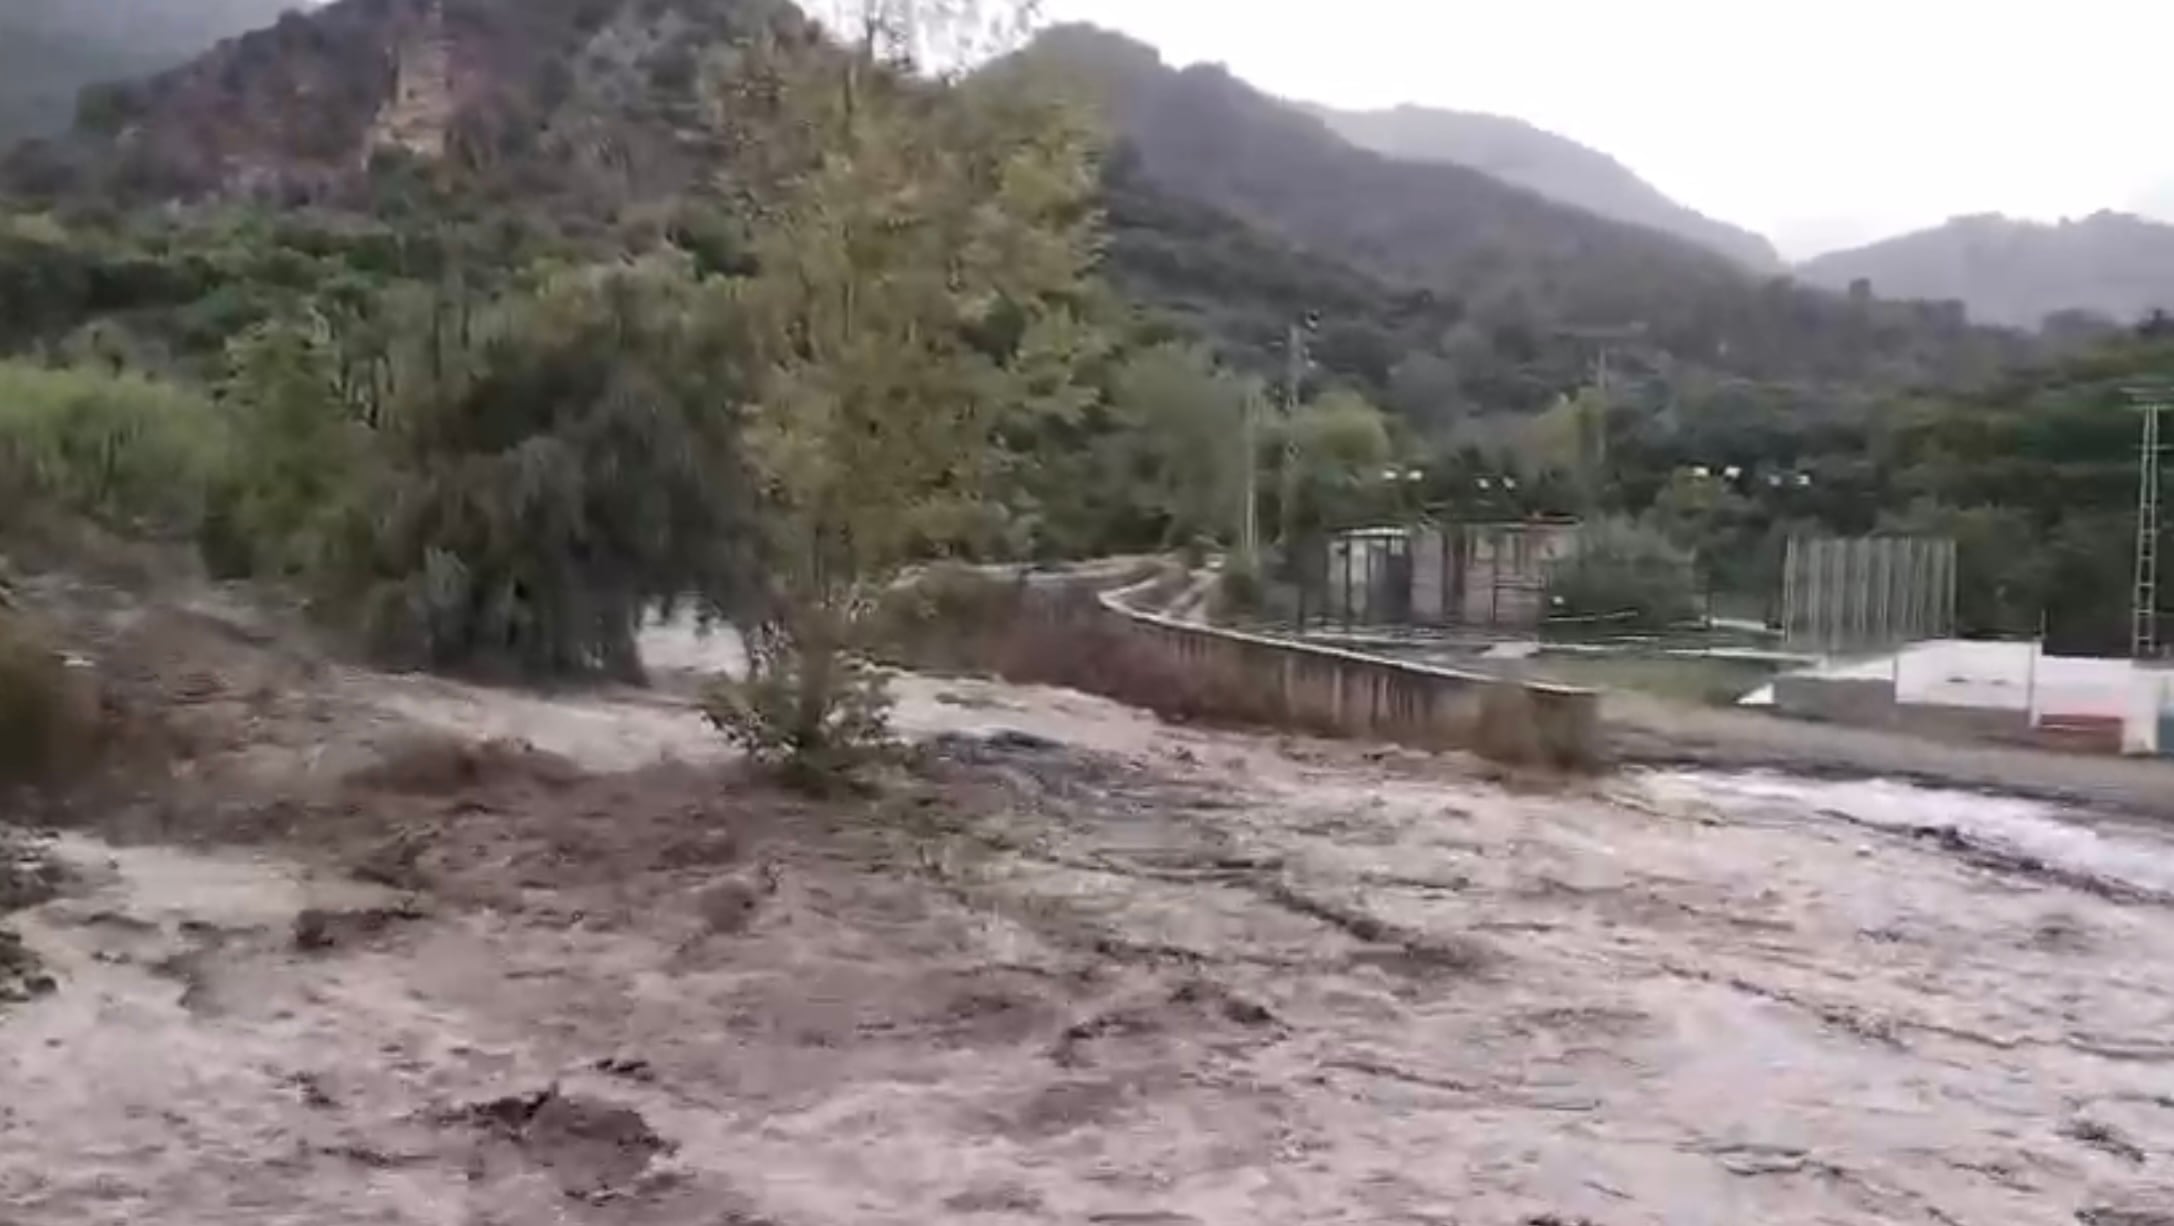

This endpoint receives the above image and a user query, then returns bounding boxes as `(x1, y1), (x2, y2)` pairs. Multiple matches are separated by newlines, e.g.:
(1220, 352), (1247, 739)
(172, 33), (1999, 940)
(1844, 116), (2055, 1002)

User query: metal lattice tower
(2130, 388), (2171, 661)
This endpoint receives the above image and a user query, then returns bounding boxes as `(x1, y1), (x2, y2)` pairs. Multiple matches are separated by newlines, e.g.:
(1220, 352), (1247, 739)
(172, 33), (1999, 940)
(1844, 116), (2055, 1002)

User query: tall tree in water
(702, 0), (1104, 770)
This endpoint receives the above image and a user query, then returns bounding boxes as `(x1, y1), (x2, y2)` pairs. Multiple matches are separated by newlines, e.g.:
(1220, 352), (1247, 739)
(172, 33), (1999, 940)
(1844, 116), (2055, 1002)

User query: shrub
(1213, 554), (1264, 620)
(214, 262), (754, 680)
(1546, 518), (1700, 631)
(0, 362), (224, 536)
(865, 563), (1029, 674)
(701, 628), (894, 786)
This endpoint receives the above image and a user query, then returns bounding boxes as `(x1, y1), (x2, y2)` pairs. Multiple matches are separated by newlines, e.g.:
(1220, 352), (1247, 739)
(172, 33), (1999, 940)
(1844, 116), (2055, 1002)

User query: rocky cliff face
(3, 0), (791, 205)
(368, 0), (454, 161)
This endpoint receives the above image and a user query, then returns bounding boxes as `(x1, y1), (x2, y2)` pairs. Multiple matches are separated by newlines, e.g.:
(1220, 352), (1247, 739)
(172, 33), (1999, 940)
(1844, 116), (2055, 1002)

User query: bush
(701, 629), (894, 785)
(0, 362), (224, 536)
(864, 563), (1029, 674)
(1212, 554), (1264, 620)
(213, 262), (754, 680)
(1546, 518), (1700, 631)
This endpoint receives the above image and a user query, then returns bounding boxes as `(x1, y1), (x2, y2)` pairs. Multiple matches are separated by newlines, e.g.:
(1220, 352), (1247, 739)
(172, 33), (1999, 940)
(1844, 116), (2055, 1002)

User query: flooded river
(8, 660), (2174, 1223)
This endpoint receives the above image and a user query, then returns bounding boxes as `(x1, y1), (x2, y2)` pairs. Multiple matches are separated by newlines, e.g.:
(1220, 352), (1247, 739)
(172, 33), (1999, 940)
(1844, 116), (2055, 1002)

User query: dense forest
(0, 0), (2166, 744)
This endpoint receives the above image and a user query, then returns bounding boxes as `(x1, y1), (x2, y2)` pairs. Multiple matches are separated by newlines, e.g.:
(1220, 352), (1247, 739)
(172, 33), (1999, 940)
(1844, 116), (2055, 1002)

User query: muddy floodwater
(8, 654), (2174, 1224)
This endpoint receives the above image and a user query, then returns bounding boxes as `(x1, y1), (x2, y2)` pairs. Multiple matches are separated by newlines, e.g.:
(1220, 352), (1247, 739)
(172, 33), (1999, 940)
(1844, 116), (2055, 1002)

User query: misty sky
(1040, 0), (2174, 259)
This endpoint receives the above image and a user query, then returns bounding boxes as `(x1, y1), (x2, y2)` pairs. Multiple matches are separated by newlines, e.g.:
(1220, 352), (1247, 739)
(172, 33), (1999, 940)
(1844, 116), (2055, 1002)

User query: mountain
(0, 0), (298, 153)
(2, 6), (2038, 422)
(4, 0), (794, 206)
(1019, 25), (2029, 406)
(1798, 212), (2174, 329)
(1018, 27), (1746, 316)
(1301, 103), (1782, 273)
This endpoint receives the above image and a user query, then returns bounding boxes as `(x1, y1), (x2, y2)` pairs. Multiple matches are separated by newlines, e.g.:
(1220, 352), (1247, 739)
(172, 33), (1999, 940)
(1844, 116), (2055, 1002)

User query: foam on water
(1644, 769), (2174, 897)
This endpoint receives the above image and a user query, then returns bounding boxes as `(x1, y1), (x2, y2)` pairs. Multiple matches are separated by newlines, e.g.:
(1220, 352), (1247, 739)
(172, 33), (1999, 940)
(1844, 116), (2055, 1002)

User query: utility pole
(1278, 314), (1316, 552)
(1580, 348), (1611, 517)
(1556, 323), (1640, 520)
(2130, 386), (2172, 660)
(1238, 386), (1260, 571)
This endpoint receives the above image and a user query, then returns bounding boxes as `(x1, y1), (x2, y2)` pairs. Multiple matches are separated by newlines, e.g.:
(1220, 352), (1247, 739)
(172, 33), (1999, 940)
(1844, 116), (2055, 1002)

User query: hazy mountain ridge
(1021, 24), (2028, 399)
(1302, 102), (1783, 273)
(1021, 26), (1747, 306)
(0, 0), (299, 152)
(1798, 211), (2174, 328)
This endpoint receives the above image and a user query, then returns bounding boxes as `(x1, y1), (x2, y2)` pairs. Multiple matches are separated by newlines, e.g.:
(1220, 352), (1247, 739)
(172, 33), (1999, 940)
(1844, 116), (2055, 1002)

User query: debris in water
(594, 1055), (657, 1082)
(2064, 1116), (2148, 1164)
(0, 836), (65, 912)
(2078, 1206), (2174, 1226)
(292, 903), (423, 953)
(458, 1086), (672, 1198)
(0, 927), (55, 1003)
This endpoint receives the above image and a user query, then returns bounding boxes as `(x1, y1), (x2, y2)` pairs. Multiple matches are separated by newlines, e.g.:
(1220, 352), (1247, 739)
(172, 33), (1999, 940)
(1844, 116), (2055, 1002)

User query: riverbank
(1604, 687), (2174, 821)
(10, 571), (2174, 1221)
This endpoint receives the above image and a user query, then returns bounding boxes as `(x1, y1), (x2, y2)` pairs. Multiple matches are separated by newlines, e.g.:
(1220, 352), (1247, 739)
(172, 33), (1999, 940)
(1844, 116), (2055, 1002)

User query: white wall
(1894, 641), (2035, 712)
(2127, 669), (2174, 756)
(1774, 643), (2174, 756)
(2027, 654), (2137, 723)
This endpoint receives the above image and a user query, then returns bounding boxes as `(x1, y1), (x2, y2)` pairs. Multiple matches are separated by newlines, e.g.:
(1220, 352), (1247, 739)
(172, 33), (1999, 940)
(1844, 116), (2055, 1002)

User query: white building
(1754, 640), (2174, 757)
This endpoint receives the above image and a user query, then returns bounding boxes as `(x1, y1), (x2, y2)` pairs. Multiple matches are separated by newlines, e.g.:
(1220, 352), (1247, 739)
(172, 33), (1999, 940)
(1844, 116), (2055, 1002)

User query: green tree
(0, 360), (224, 535)
(368, 261), (751, 680)
(1521, 383), (1608, 512)
(1282, 387), (1393, 536)
(1103, 342), (1251, 548)
(1547, 518), (1699, 630)
(703, 4), (1103, 769)
(211, 259), (754, 680)
(1384, 350), (1466, 436)
(203, 315), (376, 578)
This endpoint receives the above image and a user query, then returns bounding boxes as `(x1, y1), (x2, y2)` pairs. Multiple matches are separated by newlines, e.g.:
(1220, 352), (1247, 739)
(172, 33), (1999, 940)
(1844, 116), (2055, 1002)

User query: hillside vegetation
(0, 0), (2163, 676)
(5, 0), (795, 213)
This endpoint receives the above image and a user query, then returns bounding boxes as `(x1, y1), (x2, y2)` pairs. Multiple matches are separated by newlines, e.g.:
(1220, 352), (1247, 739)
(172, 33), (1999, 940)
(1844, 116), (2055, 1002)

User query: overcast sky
(1038, 0), (2174, 260)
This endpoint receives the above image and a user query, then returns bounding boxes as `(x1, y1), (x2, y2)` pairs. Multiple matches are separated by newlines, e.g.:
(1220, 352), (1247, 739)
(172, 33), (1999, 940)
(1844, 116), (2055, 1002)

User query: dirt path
(10, 605), (2174, 1223)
